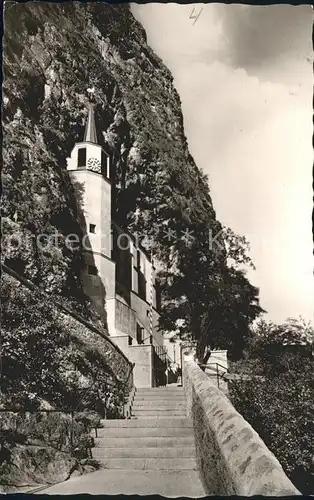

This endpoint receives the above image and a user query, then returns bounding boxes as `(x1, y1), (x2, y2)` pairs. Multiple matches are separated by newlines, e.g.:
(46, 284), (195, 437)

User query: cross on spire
(84, 86), (98, 144)
(87, 86), (95, 99)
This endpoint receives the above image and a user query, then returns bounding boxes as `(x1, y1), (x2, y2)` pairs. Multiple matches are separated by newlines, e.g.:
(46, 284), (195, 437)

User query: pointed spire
(84, 102), (98, 144)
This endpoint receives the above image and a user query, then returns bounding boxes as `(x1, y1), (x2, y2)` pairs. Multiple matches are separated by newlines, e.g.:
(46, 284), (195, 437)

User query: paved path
(38, 469), (205, 496)
(37, 387), (205, 497)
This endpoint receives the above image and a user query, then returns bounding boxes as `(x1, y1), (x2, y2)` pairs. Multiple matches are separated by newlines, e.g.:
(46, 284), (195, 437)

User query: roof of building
(84, 102), (98, 144)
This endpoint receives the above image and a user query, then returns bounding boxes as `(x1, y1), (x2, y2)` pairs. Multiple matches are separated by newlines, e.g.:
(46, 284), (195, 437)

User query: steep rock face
(0, 444), (77, 493)
(3, 3), (221, 317)
(0, 442), (100, 494)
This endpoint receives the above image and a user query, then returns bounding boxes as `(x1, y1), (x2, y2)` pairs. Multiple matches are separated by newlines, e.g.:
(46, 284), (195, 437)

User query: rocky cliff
(3, 2), (221, 324)
(1, 5), (230, 489)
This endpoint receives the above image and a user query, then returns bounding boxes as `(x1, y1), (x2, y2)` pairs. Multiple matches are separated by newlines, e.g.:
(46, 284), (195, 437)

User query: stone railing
(184, 359), (300, 496)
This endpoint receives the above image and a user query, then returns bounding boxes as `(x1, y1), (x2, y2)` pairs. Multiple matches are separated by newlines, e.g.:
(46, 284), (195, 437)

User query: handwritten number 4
(189, 6), (203, 25)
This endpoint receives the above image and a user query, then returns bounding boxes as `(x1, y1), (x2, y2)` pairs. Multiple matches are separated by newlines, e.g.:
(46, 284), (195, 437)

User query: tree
(159, 225), (264, 361)
(222, 226), (256, 270)
(196, 266), (264, 360)
(246, 317), (314, 374)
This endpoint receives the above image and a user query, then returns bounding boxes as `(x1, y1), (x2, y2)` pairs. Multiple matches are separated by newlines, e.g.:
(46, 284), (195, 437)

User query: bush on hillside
(229, 319), (314, 494)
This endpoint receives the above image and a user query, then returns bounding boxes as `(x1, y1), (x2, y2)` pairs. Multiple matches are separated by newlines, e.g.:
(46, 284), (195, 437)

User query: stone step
(134, 395), (186, 400)
(132, 405), (187, 416)
(133, 404), (186, 410)
(132, 411), (187, 417)
(132, 402), (187, 408)
(133, 399), (186, 403)
(92, 446), (196, 459)
(135, 391), (186, 399)
(135, 388), (185, 392)
(136, 386), (184, 390)
(134, 393), (186, 396)
(95, 426), (193, 438)
(99, 418), (193, 428)
(135, 393), (185, 397)
(93, 457), (198, 470)
(94, 436), (195, 448)
(37, 469), (206, 496)
(133, 399), (186, 405)
(131, 415), (190, 420)
(132, 401), (186, 411)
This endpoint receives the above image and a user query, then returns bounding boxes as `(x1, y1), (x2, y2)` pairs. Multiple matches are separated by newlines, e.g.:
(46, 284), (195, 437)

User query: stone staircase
(92, 387), (198, 471)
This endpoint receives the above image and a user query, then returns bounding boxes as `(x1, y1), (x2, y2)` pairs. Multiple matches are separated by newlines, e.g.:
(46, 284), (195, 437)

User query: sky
(131, 3), (313, 324)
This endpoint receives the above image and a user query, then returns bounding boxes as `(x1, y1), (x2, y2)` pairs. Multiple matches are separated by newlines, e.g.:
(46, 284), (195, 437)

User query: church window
(136, 249), (147, 300)
(155, 280), (162, 311)
(101, 150), (108, 178)
(136, 324), (144, 345)
(138, 270), (147, 301)
(89, 223), (96, 234)
(77, 147), (86, 168)
(136, 250), (141, 269)
(88, 265), (98, 275)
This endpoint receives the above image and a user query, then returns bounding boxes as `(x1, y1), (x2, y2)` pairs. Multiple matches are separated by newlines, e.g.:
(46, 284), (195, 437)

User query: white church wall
(68, 169), (112, 258)
(127, 344), (154, 388)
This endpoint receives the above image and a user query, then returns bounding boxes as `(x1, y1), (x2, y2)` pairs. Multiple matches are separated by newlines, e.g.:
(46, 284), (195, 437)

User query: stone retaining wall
(184, 359), (300, 496)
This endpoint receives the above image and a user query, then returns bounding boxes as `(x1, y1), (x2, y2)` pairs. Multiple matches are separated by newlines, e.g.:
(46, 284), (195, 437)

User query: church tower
(66, 102), (116, 332)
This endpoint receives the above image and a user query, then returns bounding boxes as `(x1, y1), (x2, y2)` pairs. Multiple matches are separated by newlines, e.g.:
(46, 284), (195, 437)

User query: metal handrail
(200, 362), (230, 373)
(199, 362), (266, 389)
(153, 344), (175, 367)
(198, 362), (230, 389)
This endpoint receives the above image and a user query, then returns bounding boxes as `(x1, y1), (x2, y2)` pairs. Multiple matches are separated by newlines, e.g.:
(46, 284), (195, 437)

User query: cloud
(131, 3), (313, 323)
(215, 5), (312, 78)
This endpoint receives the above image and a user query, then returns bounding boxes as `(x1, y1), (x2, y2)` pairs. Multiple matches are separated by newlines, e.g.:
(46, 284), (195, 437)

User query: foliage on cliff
(3, 2), (263, 355)
(1, 273), (126, 415)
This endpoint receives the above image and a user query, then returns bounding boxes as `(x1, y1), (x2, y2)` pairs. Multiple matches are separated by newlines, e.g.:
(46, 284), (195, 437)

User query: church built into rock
(66, 102), (174, 387)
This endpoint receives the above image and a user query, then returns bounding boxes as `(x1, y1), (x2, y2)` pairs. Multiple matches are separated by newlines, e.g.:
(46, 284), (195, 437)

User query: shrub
(229, 363), (314, 494)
